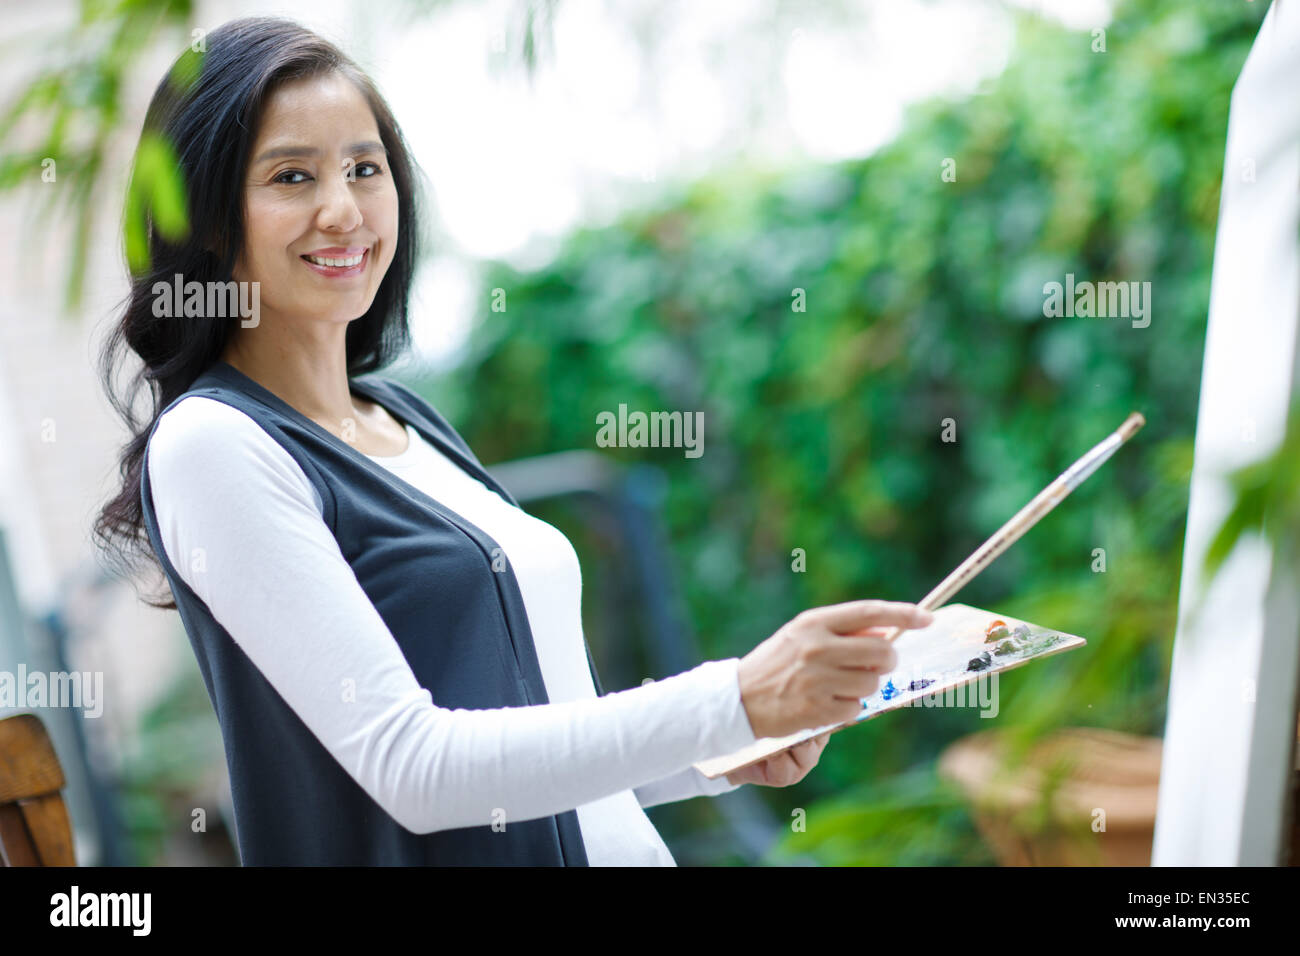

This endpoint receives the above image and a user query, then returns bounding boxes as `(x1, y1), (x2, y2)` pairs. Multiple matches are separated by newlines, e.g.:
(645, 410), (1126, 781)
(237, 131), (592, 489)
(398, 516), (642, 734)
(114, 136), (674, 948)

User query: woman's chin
(288, 294), (379, 325)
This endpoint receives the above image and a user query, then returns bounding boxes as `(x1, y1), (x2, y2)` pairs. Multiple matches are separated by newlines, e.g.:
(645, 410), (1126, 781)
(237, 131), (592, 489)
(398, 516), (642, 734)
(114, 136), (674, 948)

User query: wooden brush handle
(880, 411), (1145, 644)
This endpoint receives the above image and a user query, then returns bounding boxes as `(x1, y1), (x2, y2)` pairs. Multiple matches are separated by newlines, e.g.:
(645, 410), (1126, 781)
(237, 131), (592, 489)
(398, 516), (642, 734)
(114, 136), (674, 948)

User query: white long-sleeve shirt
(145, 393), (755, 865)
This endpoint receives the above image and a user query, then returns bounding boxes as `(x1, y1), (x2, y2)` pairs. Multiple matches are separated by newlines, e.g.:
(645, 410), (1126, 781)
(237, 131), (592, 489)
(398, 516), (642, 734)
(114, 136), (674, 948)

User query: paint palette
(693, 603), (1085, 779)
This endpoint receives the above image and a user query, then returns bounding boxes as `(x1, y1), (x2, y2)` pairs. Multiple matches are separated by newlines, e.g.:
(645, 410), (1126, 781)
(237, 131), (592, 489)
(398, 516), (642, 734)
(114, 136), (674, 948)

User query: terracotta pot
(937, 727), (1162, 866)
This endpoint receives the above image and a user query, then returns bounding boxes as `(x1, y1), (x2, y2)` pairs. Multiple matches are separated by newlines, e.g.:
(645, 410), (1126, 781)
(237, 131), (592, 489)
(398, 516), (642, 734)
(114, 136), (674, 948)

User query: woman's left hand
(724, 731), (832, 787)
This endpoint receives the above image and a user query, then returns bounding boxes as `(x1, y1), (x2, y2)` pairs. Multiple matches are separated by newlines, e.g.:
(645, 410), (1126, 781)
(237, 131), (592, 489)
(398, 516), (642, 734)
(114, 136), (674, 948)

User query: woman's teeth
(304, 252), (364, 267)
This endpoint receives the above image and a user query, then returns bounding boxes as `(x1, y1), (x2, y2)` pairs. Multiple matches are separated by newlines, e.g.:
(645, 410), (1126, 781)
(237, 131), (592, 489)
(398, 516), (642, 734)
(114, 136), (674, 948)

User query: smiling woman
(89, 15), (752, 868)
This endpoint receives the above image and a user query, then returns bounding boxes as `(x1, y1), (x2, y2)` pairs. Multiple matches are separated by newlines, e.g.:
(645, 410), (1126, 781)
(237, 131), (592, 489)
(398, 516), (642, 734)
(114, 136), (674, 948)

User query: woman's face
(234, 71), (398, 331)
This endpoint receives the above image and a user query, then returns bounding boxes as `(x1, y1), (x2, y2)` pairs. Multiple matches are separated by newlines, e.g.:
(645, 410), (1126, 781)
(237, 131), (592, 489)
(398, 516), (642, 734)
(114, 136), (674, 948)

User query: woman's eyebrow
(253, 140), (388, 162)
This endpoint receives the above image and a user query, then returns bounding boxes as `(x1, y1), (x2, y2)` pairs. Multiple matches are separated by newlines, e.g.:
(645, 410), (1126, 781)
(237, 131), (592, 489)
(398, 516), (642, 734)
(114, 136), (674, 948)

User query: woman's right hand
(736, 600), (934, 740)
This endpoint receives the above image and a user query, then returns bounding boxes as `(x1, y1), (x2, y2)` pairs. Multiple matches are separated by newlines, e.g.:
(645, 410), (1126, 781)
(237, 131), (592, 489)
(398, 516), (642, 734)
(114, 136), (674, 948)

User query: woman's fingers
(787, 743), (812, 772)
(787, 732), (830, 772)
(740, 601), (930, 739)
(805, 600), (933, 635)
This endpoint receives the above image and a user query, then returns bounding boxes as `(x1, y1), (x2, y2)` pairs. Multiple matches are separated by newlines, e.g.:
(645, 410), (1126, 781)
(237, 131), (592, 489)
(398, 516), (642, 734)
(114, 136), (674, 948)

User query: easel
(1153, 0), (1300, 866)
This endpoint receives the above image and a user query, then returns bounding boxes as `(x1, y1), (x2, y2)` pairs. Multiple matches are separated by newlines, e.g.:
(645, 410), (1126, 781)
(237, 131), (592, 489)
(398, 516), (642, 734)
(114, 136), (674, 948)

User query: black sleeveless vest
(138, 360), (598, 865)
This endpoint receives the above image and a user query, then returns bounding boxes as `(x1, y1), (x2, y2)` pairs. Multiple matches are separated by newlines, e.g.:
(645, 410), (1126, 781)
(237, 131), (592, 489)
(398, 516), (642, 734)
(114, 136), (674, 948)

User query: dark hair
(94, 16), (422, 607)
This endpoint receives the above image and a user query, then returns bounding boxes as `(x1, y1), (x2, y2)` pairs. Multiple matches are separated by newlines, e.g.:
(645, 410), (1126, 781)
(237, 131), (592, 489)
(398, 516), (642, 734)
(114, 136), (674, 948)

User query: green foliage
(167, 44), (204, 93)
(770, 768), (995, 866)
(124, 129), (190, 275)
(424, 0), (1266, 864)
(1204, 398), (1300, 580)
(0, 0), (194, 307)
(114, 657), (228, 865)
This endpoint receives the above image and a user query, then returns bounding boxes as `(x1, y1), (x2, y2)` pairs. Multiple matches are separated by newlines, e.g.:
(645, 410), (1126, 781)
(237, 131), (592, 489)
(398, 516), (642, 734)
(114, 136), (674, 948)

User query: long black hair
(94, 16), (423, 607)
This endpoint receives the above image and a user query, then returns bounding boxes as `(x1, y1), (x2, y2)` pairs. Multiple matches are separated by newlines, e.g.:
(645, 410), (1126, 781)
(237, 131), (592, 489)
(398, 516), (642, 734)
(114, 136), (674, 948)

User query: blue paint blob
(880, 679), (899, 701)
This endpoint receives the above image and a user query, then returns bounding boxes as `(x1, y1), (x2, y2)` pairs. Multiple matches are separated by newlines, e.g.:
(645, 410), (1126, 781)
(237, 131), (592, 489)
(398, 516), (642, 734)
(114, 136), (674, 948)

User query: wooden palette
(693, 603), (1086, 779)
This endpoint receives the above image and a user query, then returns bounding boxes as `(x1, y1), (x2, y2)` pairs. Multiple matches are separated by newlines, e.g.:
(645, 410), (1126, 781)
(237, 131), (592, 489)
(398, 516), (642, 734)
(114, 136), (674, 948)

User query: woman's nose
(314, 161), (363, 232)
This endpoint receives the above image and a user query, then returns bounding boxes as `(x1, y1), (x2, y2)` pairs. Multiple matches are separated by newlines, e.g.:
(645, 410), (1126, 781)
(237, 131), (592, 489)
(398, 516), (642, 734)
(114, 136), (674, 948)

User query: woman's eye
(271, 163), (382, 185)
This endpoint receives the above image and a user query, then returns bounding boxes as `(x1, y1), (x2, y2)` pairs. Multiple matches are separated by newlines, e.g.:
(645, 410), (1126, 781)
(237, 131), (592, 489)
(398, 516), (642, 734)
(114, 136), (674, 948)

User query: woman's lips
(300, 248), (369, 278)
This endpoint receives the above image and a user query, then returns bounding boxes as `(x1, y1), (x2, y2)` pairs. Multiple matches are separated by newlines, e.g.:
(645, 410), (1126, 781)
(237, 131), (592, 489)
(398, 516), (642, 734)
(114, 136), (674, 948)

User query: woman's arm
(147, 397), (757, 835)
(634, 765), (742, 808)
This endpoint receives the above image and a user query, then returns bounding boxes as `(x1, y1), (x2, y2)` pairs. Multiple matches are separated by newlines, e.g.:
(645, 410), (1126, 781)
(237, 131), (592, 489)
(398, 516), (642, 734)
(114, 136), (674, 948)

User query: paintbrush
(880, 410), (1146, 644)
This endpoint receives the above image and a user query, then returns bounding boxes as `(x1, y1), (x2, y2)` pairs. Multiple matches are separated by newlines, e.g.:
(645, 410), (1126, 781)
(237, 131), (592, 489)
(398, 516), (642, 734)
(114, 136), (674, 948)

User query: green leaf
(168, 45), (203, 94)
(123, 128), (190, 273)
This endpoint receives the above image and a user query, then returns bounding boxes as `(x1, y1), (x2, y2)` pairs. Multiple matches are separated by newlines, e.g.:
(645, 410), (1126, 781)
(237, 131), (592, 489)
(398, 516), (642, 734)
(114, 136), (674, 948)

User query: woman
(94, 16), (931, 866)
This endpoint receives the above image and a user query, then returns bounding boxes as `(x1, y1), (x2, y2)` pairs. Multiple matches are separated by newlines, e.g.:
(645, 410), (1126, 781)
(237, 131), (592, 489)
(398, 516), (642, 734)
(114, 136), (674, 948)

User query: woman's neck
(218, 334), (357, 426)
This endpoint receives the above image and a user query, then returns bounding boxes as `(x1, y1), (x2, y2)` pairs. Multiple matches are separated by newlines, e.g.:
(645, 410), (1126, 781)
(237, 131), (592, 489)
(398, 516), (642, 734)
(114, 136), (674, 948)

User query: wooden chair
(0, 712), (76, 865)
